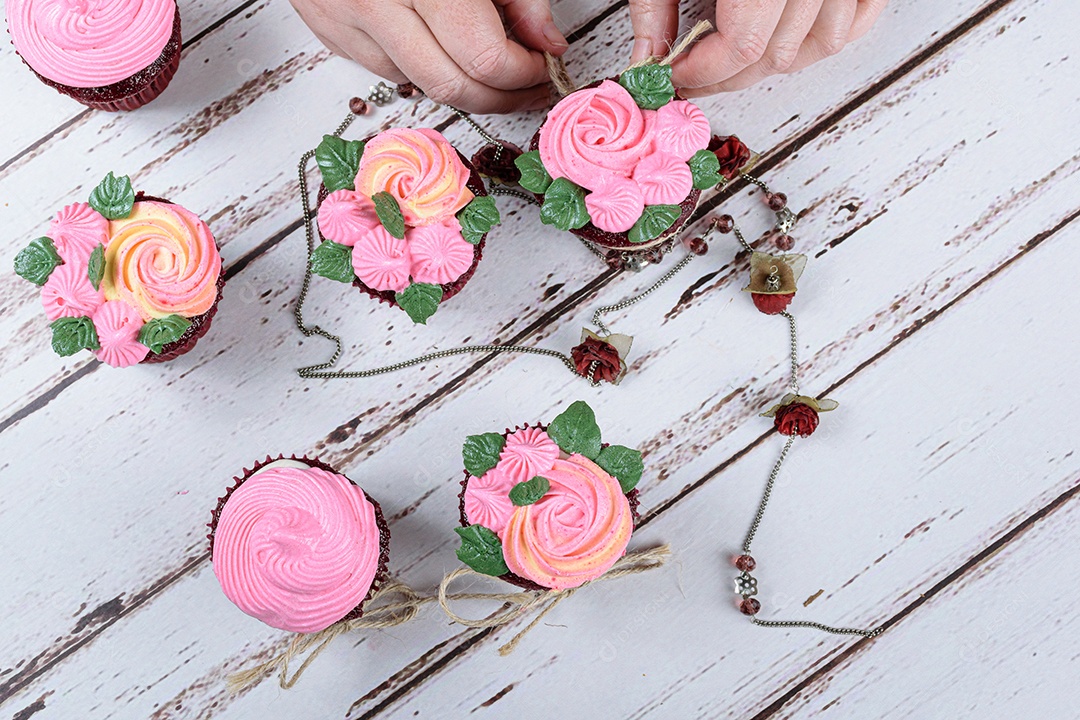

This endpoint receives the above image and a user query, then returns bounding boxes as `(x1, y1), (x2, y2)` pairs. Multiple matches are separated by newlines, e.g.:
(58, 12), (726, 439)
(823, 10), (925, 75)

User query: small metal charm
(765, 266), (782, 292)
(623, 254), (650, 272)
(735, 572), (758, 597)
(368, 82), (396, 107)
(775, 206), (798, 235)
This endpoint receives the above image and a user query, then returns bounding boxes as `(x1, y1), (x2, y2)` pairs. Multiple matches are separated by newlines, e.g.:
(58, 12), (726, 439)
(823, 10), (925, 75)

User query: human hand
(289, 0), (568, 113)
(628, 0), (889, 95)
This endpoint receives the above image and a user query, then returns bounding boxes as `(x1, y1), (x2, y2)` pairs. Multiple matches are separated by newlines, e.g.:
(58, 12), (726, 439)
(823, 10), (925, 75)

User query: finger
(670, 0), (787, 89)
(849, 0), (888, 40)
(785, 0), (857, 73)
(331, 27), (410, 83)
(628, 0), (681, 62)
(381, 9), (551, 114)
(416, 0), (549, 90)
(496, 0), (569, 56)
(690, 0), (823, 93)
(311, 29), (349, 60)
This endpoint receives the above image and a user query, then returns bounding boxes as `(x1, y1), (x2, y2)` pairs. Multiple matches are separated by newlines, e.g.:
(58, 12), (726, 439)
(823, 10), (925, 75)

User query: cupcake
(208, 456), (391, 633)
(311, 128), (500, 324)
(516, 65), (719, 270)
(5, 0), (182, 112)
(455, 400), (643, 591)
(13, 172), (224, 366)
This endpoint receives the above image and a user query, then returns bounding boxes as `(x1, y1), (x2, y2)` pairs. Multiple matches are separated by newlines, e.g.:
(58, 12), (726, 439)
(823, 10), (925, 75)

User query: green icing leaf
(372, 191), (406, 239)
(463, 432), (506, 477)
(396, 282), (443, 324)
(509, 476), (550, 506)
(596, 445), (644, 493)
(86, 244), (105, 291)
(688, 149), (722, 190)
(137, 314), (191, 354)
(539, 178), (590, 231)
(315, 135), (364, 192)
(14, 236), (61, 286)
(457, 195), (500, 245)
(628, 204), (681, 244)
(49, 316), (99, 357)
(310, 240), (355, 283)
(515, 150), (553, 194)
(454, 525), (509, 577)
(547, 400), (602, 460)
(88, 172), (135, 220)
(618, 64), (675, 110)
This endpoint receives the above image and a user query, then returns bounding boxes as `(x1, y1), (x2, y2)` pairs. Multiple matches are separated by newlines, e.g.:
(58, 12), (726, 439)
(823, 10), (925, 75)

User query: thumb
(497, 0), (569, 56)
(629, 0), (682, 62)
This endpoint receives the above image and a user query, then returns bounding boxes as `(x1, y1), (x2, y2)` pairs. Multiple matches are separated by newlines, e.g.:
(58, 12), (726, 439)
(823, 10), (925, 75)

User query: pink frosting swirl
(406, 218), (474, 286)
(6, 0), (176, 88)
(654, 100), (711, 161)
(633, 152), (693, 205)
(502, 454), (633, 590)
(49, 202), (108, 262)
(584, 176), (646, 233)
(353, 128), (474, 226)
(538, 80), (658, 193)
(103, 201), (221, 321)
(212, 462), (383, 634)
(463, 463), (517, 535)
(497, 427), (560, 486)
(41, 259), (104, 321)
(317, 190), (379, 246)
(92, 300), (149, 367)
(350, 225), (411, 292)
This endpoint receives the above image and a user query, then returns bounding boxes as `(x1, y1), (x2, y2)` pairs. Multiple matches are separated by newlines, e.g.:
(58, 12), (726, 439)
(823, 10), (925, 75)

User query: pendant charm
(735, 572), (758, 597)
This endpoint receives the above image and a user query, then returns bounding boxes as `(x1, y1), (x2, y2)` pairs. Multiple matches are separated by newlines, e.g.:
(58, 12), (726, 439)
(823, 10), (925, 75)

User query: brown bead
(734, 554), (756, 572)
(740, 598), (761, 615)
(715, 214), (734, 234)
(774, 234), (795, 251)
(683, 236), (709, 256)
(349, 97), (369, 115)
(646, 248), (664, 264)
(766, 192), (788, 211)
(396, 82), (420, 99)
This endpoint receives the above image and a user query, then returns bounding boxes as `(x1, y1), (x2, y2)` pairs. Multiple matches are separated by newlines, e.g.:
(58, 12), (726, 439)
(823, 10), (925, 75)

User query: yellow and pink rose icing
(13, 172), (222, 367)
(457, 401), (643, 591)
(210, 458), (388, 634)
(6, 0), (176, 88)
(312, 128), (500, 324)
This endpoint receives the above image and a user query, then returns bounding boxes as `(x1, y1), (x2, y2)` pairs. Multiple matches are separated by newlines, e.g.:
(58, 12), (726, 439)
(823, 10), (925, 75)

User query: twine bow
(226, 545), (669, 692)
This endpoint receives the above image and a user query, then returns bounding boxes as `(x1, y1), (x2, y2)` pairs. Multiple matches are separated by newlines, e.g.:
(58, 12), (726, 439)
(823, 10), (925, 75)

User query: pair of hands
(290, 0), (889, 114)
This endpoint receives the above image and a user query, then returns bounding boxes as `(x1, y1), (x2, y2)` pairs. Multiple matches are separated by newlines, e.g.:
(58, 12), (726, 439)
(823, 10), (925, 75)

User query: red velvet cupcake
(208, 455), (391, 633)
(516, 66), (721, 270)
(13, 172), (224, 366)
(5, 0), (182, 112)
(455, 401), (642, 591)
(311, 128), (500, 324)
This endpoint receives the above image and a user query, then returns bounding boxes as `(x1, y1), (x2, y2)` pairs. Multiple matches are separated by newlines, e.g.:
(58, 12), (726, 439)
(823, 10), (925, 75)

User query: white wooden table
(2, 0), (1077, 717)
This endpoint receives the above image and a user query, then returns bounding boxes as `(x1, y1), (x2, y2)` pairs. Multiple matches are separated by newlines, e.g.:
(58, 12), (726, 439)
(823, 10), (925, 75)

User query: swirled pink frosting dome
(6, 0), (176, 88)
(212, 460), (384, 633)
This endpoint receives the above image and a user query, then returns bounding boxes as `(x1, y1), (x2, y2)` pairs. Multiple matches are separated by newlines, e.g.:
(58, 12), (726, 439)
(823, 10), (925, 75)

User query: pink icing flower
(584, 176), (646, 233)
(49, 202), (109, 262)
(498, 427), (561, 485)
(538, 80), (657, 193)
(654, 100), (711, 161)
(463, 463), (517, 536)
(406, 218), (475, 286)
(633, 152), (693, 205)
(351, 226), (412, 292)
(317, 190), (380, 246)
(41, 260), (104, 321)
(92, 300), (149, 367)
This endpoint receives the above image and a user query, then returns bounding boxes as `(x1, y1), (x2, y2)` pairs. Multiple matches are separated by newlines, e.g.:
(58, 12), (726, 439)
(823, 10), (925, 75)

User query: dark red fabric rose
(709, 135), (752, 180)
(751, 292), (794, 315)
(571, 336), (622, 384)
(774, 403), (819, 437)
(471, 142), (523, 184)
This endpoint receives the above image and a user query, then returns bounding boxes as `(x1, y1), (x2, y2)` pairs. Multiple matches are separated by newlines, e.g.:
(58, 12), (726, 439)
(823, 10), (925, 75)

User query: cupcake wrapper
(457, 423), (641, 592)
(314, 146), (489, 312)
(14, 5), (182, 112)
(208, 454), (393, 625)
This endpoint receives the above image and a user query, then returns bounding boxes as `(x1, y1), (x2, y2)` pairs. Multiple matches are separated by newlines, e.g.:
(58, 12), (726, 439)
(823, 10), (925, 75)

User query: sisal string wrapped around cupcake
(13, 172), (224, 366)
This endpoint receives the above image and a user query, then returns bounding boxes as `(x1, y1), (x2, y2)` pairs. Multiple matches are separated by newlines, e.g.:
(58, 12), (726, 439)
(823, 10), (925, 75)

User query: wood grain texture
(1, 0), (1076, 717)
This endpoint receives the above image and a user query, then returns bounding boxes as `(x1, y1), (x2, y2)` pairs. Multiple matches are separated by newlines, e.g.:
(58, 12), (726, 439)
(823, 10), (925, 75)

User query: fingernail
(528, 90), (553, 111)
(543, 22), (568, 51)
(631, 38), (651, 62)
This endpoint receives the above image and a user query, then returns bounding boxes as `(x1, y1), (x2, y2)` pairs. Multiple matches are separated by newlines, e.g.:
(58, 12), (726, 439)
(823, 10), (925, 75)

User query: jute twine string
(226, 545), (669, 692)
